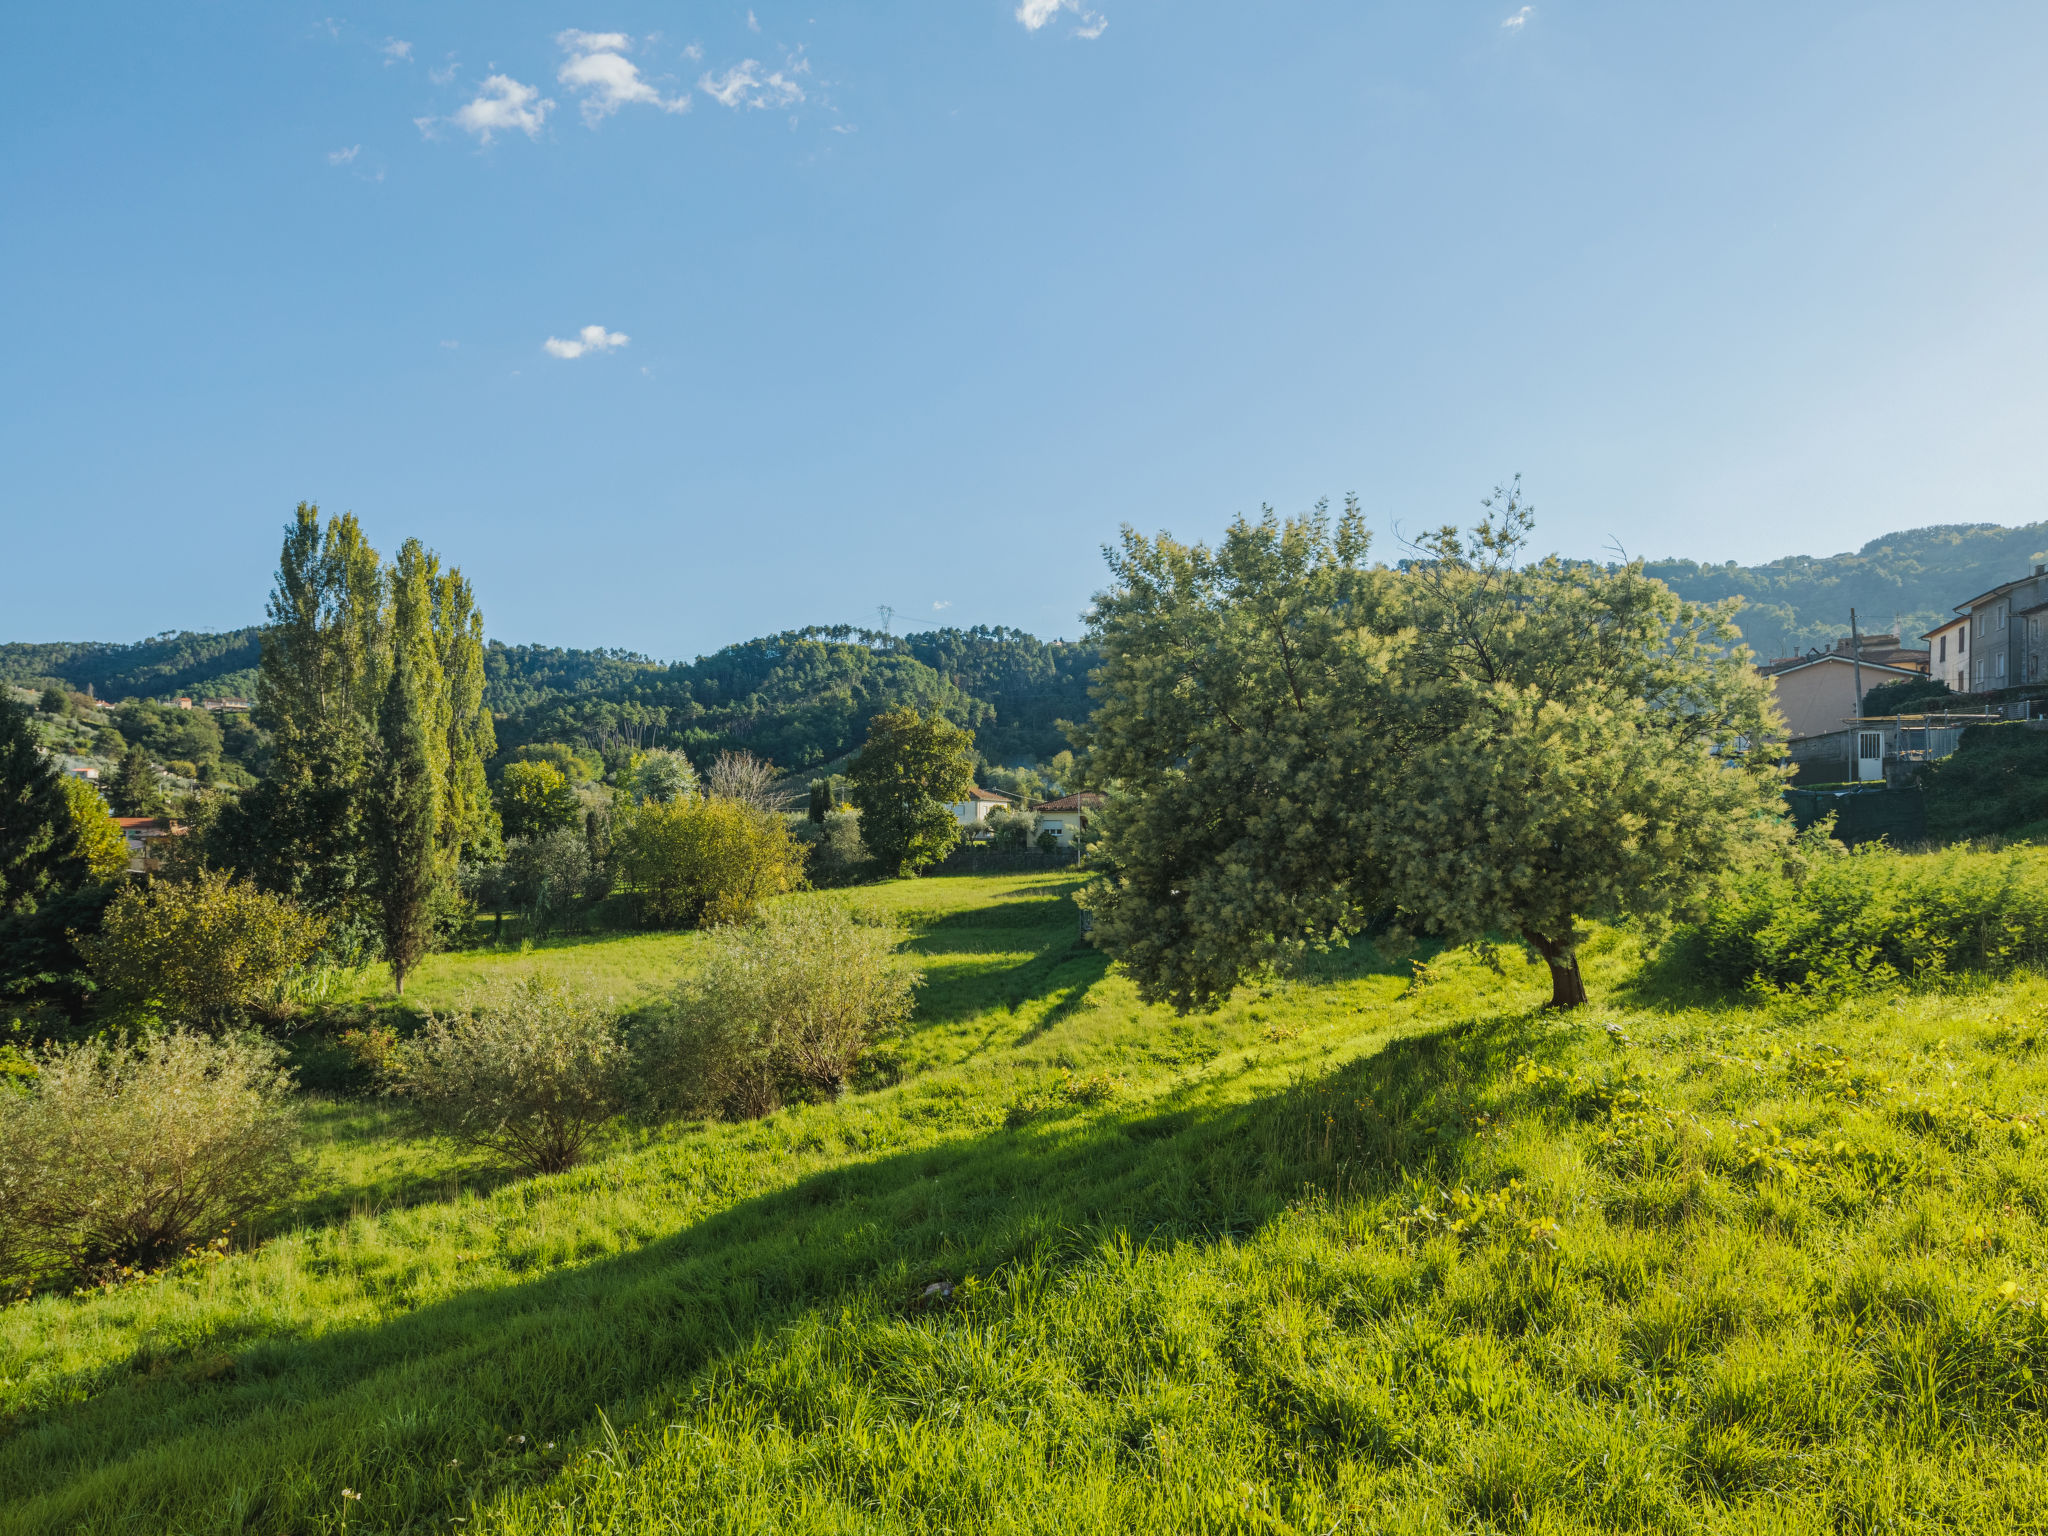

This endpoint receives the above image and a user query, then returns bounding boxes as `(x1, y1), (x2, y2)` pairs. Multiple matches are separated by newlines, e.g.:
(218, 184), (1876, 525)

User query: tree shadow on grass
(902, 895), (1103, 1029)
(0, 1010), (1559, 1533)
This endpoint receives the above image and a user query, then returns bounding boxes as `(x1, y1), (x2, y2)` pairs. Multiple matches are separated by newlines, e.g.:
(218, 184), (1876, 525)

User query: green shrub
(642, 903), (921, 1119)
(614, 797), (807, 927)
(389, 977), (628, 1174)
(1681, 831), (2048, 1002)
(798, 808), (869, 886)
(81, 868), (329, 1028)
(497, 760), (580, 840)
(0, 1029), (301, 1288)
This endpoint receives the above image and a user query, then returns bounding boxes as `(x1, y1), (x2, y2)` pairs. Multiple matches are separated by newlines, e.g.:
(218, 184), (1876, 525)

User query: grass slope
(4, 873), (2047, 1532)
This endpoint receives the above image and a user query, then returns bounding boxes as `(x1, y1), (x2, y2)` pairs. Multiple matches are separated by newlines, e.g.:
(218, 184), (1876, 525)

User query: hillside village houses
(946, 786), (1105, 849)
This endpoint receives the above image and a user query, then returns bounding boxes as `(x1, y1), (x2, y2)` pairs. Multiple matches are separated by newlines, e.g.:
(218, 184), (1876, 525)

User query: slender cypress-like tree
(371, 634), (442, 995)
(432, 562), (499, 861)
(223, 504), (384, 924)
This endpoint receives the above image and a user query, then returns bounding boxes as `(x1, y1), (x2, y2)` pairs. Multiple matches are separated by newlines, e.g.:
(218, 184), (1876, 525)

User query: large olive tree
(1078, 488), (1788, 1010)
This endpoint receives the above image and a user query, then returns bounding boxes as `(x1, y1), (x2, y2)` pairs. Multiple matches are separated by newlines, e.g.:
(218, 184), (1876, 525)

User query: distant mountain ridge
(8, 517), (2045, 761)
(1644, 520), (2048, 662)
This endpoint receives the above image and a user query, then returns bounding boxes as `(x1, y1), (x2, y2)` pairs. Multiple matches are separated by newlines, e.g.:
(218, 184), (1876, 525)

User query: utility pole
(1849, 607), (1865, 719)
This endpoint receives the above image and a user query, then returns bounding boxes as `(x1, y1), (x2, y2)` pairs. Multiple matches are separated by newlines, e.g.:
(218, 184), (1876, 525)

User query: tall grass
(2, 870), (2047, 1531)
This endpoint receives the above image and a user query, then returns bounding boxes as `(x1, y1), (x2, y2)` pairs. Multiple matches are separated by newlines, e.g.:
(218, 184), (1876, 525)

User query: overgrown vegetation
(4, 868), (2048, 1532)
(1680, 830), (2048, 1003)
(1916, 722), (2048, 842)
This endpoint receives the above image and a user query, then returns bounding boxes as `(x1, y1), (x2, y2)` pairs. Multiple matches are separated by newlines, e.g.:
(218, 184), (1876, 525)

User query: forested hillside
(13, 516), (2042, 768)
(0, 629), (264, 702)
(494, 626), (1094, 771)
(1647, 519), (2048, 660)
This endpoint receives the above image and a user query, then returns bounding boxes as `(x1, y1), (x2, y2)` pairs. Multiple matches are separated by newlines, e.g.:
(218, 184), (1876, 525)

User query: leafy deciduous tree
(60, 778), (130, 883)
(614, 797), (806, 927)
(498, 760), (582, 840)
(1079, 490), (1788, 1010)
(847, 708), (975, 876)
(82, 868), (329, 1029)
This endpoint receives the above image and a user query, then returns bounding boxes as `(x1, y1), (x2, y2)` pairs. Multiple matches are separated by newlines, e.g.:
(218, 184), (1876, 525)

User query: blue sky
(6, 3), (2048, 657)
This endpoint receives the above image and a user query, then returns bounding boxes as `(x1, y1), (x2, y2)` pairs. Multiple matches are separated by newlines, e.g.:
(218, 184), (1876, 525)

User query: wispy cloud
(932, 600), (952, 611)
(1016, 0), (1106, 37)
(544, 324), (630, 359)
(747, 9), (761, 32)
(699, 58), (804, 109)
(1501, 6), (1533, 29)
(440, 340), (460, 349)
(429, 58), (459, 85)
(444, 74), (554, 143)
(681, 42), (704, 61)
(556, 30), (689, 123)
(327, 144), (360, 165)
(382, 38), (412, 63)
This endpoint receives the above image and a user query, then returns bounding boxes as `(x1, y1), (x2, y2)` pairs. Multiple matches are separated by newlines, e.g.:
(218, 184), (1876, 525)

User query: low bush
(1679, 831), (2048, 1002)
(0, 1029), (301, 1289)
(642, 902), (921, 1118)
(614, 797), (807, 928)
(387, 977), (628, 1174)
(81, 868), (329, 1028)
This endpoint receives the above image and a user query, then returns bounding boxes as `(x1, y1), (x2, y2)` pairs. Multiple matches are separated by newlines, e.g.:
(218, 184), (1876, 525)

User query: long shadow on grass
(0, 1008), (1559, 1533)
(903, 893), (1104, 1028)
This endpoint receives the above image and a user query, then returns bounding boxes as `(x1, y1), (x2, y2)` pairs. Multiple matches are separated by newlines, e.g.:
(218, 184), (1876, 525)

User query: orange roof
(1033, 792), (1103, 812)
(963, 786), (1015, 802)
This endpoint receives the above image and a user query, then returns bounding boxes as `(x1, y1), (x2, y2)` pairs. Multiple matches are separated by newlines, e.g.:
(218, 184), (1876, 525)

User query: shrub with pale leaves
(642, 902), (921, 1119)
(388, 976), (628, 1174)
(0, 1029), (302, 1288)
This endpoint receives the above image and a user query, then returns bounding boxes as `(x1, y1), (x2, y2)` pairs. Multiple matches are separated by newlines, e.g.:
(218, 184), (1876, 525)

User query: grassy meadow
(5, 868), (2048, 1532)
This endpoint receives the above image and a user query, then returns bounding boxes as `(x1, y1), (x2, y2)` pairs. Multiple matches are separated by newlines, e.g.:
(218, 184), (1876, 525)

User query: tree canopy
(848, 708), (976, 877)
(1079, 491), (1790, 1010)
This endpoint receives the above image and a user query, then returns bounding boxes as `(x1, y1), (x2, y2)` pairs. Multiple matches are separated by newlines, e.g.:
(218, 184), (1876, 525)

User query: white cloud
(440, 340), (460, 349)
(556, 30), (689, 123)
(1016, 0), (1105, 36)
(543, 324), (630, 359)
(747, 9), (761, 32)
(1502, 6), (1533, 28)
(830, 122), (856, 134)
(382, 38), (412, 62)
(449, 75), (554, 142)
(682, 42), (704, 60)
(932, 600), (952, 611)
(429, 59), (459, 85)
(327, 144), (360, 165)
(699, 58), (804, 108)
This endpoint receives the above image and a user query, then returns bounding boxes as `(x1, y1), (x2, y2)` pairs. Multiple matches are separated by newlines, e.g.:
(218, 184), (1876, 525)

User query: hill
(4, 868), (2045, 1530)
(11, 515), (2046, 766)
(1646, 519), (2048, 661)
(495, 625), (1096, 772)
(0, 629), (265, 703)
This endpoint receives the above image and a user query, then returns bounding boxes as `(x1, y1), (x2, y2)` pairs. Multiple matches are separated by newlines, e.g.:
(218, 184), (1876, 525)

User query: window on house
(1998, 653), (2008, 679)
(1939, 636), (1947, 661)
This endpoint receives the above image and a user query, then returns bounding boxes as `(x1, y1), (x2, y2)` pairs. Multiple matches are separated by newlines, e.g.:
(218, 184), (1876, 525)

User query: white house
(1030, 792), (1103, 848)
(1922, 616), (1968, 694)
(948, 786), (1019, 827)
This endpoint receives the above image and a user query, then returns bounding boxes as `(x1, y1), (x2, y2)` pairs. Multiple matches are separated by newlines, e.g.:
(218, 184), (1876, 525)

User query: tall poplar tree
(371, 634), (442, 995)
(433, 564), (500, 861)
(225, 504), (384, 923)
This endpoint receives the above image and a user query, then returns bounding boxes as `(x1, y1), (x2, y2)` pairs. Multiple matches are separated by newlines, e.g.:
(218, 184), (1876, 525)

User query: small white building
(1922, 616), (1968, 694)
(1030, 792), (1104, 848)
(949, 786), (1019, 827)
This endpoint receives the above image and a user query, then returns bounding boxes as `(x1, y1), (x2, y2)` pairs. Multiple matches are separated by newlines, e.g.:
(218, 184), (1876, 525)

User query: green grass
(5, 871), (2048, 1531)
